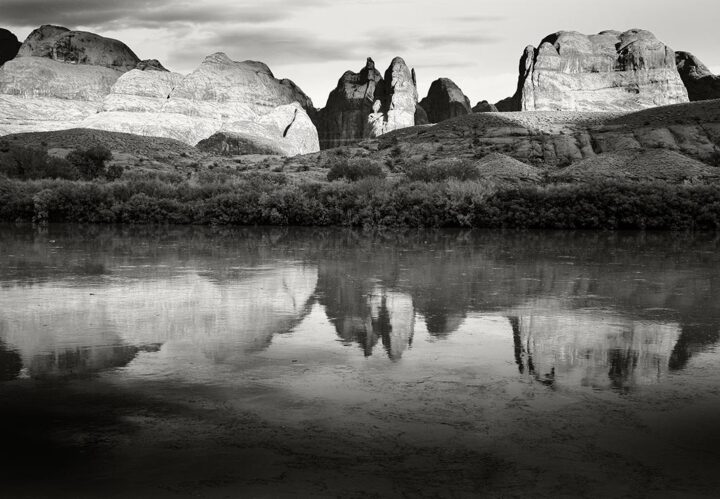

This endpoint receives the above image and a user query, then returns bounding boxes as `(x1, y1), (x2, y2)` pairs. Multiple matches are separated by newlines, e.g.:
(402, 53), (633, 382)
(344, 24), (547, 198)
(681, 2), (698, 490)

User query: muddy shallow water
(1, 225), (719, 497)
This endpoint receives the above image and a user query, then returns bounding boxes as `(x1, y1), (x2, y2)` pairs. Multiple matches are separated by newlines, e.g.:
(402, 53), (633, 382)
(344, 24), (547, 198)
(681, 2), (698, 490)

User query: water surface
(1, 225), (719, 497)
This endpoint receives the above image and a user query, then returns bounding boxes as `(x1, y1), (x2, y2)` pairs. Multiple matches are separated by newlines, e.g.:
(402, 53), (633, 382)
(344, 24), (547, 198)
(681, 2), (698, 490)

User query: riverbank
(3, 174), (720, 229)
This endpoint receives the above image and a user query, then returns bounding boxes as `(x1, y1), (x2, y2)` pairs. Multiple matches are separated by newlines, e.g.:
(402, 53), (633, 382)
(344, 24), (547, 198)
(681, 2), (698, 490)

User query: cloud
(444, 15), (506, 23)
(0, 0), (328, 29)
(418, 34), (501, 48)
(164, 27), (367, 69)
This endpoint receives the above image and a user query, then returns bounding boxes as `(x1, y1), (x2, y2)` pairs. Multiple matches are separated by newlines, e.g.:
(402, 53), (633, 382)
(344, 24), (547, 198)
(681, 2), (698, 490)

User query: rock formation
(18, 25), (140, 71)
(419, 78), (472, 123)
(472, 100), (498, 113)
(501, 29), (689, 111)
(675, 51), (720, 102)
(82, 53), (319, 154)
(0, 28), (21, 66)
(0, 25), (141, 135)
(315, 56), (425, 149)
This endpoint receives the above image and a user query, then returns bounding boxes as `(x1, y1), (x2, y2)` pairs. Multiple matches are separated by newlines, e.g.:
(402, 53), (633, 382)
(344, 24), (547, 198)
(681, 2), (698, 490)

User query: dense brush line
(2, 175), (720, 230)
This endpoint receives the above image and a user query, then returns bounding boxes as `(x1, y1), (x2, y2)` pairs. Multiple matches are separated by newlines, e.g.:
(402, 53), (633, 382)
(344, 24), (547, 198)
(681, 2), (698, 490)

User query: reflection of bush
(3, 174), (720, 229)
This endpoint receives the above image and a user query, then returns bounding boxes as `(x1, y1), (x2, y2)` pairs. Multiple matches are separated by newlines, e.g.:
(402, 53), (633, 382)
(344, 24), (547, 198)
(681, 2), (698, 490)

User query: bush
(0, 146), (79, 180)
(405, 159), (480, 182)
(327, 158), (386, 182)
(67, 146), (113, 180)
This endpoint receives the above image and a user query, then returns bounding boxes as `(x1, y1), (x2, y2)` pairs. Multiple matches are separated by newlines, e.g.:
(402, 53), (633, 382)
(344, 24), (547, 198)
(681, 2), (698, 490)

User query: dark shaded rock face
(0, 28), (21, 66)
(18, 24), (140, 71)
(136, 59), (168, 72)
(419, 78), (472, 123)
(472, 100), (499, 113)
(676, 51), (720, 102)
(315, 56), (424, 149)
(500, 29), (688, 111)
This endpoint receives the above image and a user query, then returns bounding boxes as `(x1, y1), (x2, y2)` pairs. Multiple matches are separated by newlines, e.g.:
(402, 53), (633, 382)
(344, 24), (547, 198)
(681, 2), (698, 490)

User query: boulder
(472, 100), (499, 113)
(0, 28), (21, 66)
(503, 29), (689, 111)
(18, 25), (140, 71)
(315, 56), (424, 149)
(676, 51), (720, 102)
(419, 78), (472, 123)
(81, 53), (319, 154)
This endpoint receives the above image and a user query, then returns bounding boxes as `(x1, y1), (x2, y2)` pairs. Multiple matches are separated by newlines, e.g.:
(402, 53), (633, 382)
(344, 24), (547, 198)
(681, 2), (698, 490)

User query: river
(1, 225), (719, 497)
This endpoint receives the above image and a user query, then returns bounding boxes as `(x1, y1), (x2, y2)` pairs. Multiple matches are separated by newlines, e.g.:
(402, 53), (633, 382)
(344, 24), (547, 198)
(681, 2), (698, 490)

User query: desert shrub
(67, 146), (113, 180)
(3, 175), (720, 229)
(0, 146), (79, 180)
(405, 158), (480, 182)
(105, 164), (124, 181)
(327, 158), (386, 182)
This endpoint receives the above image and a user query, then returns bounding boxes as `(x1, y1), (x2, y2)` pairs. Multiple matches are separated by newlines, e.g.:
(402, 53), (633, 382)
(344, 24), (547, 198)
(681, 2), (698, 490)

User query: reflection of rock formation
(0, 266), (318, 377)
(0, 339), (22, 381)
(318, 271), (415, 360)
(668, 323), (720, 371)
(26, 344), (160, 379)
(507, 303), (681, 390)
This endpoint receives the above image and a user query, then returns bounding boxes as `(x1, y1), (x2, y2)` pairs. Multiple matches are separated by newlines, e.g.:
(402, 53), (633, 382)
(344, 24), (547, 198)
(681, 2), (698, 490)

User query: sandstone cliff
(419, 78), (472, 123)
(82, 52), (319, 154)
(502, 29), (689, 112)
(676, 51), (720, 102)
(0, 28), (21, 66)
(315, 56), (425, 149)
(0, 25), (141, 135)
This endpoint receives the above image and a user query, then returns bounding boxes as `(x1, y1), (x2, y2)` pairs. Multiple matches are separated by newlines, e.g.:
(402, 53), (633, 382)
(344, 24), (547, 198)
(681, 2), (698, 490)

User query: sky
(3, 0), (720, 108)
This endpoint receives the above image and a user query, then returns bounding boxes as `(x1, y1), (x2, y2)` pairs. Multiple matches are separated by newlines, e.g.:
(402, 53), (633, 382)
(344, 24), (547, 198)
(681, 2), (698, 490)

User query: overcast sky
(3, 0), (719, 107)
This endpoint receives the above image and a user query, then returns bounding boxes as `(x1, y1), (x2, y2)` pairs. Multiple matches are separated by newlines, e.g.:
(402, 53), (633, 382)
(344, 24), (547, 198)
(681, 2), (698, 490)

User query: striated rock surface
(196, 104), (319, 156)
(81, 53), (319, 154)
(504, 29), (689, 111)
(472, 100), (499, 113)
(0, 25), (141, 135)
(18, 25), (140, 71)
(419, 78), (472, 123)
(676, 51), (720, 102)
(315, 56), (425, 149)
(0, 57), (123, 135)
(0, 28), (21, 66)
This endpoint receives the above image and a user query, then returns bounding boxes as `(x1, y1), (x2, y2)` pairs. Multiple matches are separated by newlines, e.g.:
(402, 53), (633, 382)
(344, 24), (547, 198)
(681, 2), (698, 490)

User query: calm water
(1, 225), (719, 391)
(2, 225), (720, 496)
